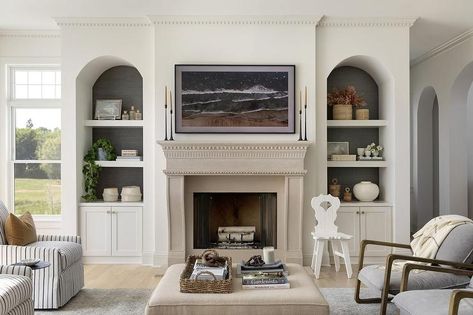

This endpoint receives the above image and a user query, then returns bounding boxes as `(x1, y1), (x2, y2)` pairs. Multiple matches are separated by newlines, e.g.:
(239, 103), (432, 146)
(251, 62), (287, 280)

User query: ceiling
(1, 0), (472, 61)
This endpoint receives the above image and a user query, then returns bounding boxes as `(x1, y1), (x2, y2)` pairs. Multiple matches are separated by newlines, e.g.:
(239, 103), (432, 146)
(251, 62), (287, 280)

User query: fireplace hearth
(193, 192), (277, 250)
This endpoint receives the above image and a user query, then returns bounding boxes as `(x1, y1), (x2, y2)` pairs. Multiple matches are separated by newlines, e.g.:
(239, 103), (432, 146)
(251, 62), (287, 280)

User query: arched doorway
(415, 86), (440, 230)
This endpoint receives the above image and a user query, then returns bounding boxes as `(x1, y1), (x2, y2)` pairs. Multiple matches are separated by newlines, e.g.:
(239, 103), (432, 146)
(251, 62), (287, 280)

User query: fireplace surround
(159, 141), (310, 265)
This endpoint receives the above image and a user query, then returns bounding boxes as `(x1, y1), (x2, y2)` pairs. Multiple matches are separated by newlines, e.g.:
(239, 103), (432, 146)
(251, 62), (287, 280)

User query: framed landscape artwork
(175, 65), (295, 133)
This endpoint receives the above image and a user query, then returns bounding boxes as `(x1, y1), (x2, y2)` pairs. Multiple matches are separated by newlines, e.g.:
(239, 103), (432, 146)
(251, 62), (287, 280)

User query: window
(8, 66), (61, 216)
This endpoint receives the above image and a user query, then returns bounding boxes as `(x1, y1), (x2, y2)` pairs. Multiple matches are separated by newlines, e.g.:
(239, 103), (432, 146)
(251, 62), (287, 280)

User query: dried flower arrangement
(327, 85), (367, 108)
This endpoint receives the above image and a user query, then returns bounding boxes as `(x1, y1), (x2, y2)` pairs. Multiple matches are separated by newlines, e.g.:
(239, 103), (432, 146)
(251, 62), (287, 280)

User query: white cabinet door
(335, 207), (361, 256)
(111, 206), (142, 257)
(80, 206), (111, 256)
(360, 207), (392, 256)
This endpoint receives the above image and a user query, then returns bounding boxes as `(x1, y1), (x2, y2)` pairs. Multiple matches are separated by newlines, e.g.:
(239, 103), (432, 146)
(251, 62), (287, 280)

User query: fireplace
(193, 192), (277, 249)
(159, 141), (309, 265)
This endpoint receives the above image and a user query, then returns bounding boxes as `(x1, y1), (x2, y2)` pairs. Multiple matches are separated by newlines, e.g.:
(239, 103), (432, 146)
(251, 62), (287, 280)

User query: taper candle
(165, 86), (167, 106)
(305, 86), (307, 106)
(169, 90), (174, 141)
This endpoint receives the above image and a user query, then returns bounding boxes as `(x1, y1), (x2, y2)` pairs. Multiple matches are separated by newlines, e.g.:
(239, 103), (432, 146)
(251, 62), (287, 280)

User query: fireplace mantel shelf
(158, 141), (310, 176)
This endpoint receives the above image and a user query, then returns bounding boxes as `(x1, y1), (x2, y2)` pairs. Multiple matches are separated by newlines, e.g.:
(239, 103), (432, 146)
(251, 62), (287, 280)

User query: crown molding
(54, 17), (152, 28)
(319, 16), (417, 28)
(411, 28), (473, 67)
(0, 30), (60, 38)
(149, 15), (322, 26)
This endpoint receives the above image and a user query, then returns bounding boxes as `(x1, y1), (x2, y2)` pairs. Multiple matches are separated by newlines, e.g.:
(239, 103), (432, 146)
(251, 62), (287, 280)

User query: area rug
(35, 289), (153, 315)
(321, 288), (397, 315)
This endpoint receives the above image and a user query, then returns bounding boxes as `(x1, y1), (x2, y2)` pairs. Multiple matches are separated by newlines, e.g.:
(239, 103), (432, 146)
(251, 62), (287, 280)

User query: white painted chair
(310, 194), (353, 279)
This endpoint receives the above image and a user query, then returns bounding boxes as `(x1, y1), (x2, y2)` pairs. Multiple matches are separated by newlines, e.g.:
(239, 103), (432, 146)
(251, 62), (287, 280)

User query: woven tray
(180, 251), (232, 294)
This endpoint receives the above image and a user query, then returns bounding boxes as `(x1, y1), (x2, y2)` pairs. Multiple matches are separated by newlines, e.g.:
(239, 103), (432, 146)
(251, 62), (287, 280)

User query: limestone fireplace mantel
(158, 141), (310, 265)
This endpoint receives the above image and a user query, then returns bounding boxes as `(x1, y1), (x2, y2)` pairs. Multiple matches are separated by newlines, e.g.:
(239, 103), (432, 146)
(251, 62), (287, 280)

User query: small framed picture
(327, 142), (349, 159)
(95, 99), (122, 120)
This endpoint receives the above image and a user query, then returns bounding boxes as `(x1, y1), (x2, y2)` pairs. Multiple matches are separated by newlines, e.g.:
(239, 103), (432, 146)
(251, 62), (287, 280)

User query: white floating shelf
(327, 120), (388, 128)
(95, 160), (144, 168)
(84, 120), (144, 128)
(327, 160), (388, 167)
(340, 201), (392, 207)
(79, 200), (144, 207)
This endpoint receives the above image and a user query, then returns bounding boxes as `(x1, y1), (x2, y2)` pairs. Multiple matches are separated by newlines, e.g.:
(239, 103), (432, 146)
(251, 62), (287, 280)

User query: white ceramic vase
(353, 181), (379, 201)
(103, 187), (119, 202)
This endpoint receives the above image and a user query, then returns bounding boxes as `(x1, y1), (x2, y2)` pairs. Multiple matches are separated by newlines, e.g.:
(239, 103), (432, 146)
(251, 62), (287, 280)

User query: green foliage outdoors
(14, 120), (61, 215)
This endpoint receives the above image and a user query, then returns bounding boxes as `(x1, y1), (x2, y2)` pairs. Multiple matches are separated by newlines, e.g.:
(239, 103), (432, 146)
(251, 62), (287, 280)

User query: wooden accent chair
(355, 223), (473, 315)
(393, 263), (473, 315)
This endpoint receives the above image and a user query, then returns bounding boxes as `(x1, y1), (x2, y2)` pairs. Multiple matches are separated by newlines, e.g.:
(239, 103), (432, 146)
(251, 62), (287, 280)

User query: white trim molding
(149, 15), (322, 26)
(0, 30), (60, 38)
(319, 16), (417, 28)
(411, 27), (473, 67)
(54, 17), (152, 28)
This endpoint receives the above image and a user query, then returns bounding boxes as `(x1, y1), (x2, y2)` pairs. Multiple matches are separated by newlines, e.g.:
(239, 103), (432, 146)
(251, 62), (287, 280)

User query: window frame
(7, 65), (62, 217)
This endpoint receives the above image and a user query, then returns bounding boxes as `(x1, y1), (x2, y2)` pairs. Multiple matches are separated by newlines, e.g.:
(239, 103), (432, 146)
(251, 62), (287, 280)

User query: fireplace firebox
(193, 192), (277, 249)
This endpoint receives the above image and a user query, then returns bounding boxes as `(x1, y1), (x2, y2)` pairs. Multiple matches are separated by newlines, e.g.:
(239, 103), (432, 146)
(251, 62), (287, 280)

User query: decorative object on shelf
(102, 187), (119, 202)
(353, 181), (379, 201)
(357, 148), (365, 159)
(331, 154), (356, 161)
(164, 86), (168, 141)
(327, 142), (349, 160)
(175, 64), (295, 134)
(355, 108), (369, 120)
(304, 86), (308, 141)
(327, 85), (366, 120)
(82, 138), (116, 201)
(343, 187), (352, 202)
(121, 186), (142, 202)
(135, 109), (142, 120)
(298, 90), (303, 141)
(169, 90), (174, 141)
(95, 99), (122, 120)
(263, 246), (275, 264)
(328, 178), (342, 198)
(363, 142), (384, 159)
(364, 149), (371, 158)
(97, 148), (107, 161)
(245, 255), (266, 267)
(121, 110), (129, 120)
(129, 105), (137, 120)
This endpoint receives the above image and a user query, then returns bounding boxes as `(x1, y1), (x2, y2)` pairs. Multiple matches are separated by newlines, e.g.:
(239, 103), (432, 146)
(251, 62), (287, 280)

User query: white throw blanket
(411, 215), (473, 259)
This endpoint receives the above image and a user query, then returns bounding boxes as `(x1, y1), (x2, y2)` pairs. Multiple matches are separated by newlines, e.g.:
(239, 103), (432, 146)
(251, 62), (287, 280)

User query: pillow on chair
(5, 212), (37, 245)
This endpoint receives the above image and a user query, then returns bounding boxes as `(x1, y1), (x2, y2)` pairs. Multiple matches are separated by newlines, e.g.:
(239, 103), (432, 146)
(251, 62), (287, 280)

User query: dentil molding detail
(149, 15), (321, 25)
(319, 16), (417, 28)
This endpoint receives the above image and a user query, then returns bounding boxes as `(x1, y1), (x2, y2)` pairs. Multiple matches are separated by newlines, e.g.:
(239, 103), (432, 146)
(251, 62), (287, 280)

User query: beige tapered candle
(299, 90), (302, 112)
(169, 90), (172, 109)
(165, 86), (167, 106)
(304, 86), (307, 106)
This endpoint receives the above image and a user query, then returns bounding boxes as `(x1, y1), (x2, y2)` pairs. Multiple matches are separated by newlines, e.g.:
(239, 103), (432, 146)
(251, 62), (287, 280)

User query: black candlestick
(304, 105), (308, 141)
(298, 109), (303, 141)
(164, 104), (168, 141)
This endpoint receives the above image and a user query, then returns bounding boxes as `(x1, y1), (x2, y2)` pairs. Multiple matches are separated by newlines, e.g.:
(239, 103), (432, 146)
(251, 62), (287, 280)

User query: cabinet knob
(106, 211), (111, 214)
(361, 211), (365, 214)
(356, 211), (360, 214)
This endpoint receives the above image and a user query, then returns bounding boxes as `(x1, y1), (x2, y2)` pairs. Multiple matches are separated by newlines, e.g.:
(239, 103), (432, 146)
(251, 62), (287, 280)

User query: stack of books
(239, 260), (290, 289)
(116, 149), (142, 161)
(190, 259), (228, 281)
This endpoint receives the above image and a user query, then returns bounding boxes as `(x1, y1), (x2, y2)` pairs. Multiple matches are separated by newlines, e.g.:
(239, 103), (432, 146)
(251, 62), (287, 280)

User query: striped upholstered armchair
(0, 201), (84, 309)
(0, 265), (34, 315)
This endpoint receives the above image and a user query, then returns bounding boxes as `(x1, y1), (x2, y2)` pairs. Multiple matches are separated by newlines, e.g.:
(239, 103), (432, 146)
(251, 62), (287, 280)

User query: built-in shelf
(340, 201), (392, 207)
(327, 120), (388, 128)
(327, 160), (388, 167)
(79, 200), (144, 207)
(84, 120), (144, 128)
(95, 160), (144, 168)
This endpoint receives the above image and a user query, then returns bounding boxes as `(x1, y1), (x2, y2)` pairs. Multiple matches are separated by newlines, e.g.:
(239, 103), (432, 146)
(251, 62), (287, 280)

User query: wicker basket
(180, 250), (232, 294)
(333, 104), (353, 120)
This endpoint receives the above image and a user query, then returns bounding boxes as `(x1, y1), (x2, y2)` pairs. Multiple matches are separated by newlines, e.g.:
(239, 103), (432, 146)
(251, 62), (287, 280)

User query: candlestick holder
(304, 105), (308, 141)
(298, 109), (303, 141)
(164, 104), (168, 141)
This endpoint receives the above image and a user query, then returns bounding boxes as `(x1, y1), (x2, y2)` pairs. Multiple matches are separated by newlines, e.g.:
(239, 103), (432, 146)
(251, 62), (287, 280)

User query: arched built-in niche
(326, 55), (394, 203)
(468, 82), (473, 218)
(414, 86), (439, 231)
(75, 56), (144, 201)
(449, 61), (473, 217)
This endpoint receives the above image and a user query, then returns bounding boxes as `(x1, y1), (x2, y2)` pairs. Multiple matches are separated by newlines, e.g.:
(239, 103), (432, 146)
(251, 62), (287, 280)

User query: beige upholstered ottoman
(146, 263), (329, 315)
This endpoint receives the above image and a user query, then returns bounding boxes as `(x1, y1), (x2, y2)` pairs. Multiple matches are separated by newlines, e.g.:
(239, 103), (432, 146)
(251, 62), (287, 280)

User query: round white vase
(353, 181), (379, 201)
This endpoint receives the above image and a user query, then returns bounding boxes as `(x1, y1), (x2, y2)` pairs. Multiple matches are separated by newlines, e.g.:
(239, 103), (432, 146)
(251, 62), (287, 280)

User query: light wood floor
(84, 264), (359, 289)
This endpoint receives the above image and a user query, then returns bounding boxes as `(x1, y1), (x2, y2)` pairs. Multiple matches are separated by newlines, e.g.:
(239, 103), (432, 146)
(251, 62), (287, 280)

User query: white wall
(0, 31), (61, 235)
(411, 33), (473, 221)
